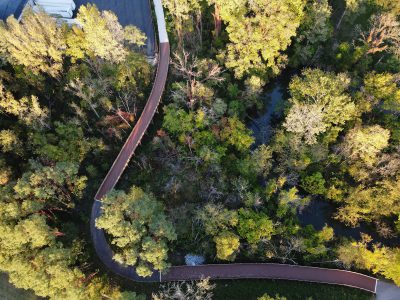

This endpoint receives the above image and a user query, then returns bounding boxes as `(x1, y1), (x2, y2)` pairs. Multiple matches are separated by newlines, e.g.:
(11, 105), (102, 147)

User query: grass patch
(213, 279), (375, 300)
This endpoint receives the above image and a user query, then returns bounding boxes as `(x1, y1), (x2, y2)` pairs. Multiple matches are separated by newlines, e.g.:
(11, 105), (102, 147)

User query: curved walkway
(163, 264), (376, 293)
(91, 0), (169, 282)
(93, 0), (168, 200)
(91, 0), (400, 296)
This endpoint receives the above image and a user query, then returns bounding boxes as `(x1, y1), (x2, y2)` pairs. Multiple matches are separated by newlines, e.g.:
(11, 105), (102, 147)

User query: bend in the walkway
(89, 1), (400, 297)
(91, 0), (169, 282)
(376, 280), (400, 300)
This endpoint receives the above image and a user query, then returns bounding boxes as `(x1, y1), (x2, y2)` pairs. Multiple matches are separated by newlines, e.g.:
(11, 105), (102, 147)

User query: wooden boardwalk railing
(162, 264), (377, 293)
(91, 0), (382, 294)
(93, 0), (169, 201)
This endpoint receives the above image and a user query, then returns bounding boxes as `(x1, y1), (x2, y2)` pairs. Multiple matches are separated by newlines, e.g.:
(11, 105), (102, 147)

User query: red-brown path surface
(89, 0), (390, 295)
(94, 42), (170, 201)
(162, 264), (377, 293)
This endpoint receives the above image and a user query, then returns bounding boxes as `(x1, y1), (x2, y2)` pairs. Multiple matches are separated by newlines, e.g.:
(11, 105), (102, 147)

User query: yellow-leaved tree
(0, 8), (66, 77)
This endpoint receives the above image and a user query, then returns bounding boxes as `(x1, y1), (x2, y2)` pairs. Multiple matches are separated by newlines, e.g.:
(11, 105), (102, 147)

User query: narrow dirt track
(90, 0), (385, 294)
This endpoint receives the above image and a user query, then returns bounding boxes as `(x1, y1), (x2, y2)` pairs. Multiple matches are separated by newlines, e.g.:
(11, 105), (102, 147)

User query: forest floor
(118, 278), (374, 299)
(213, 279), (374, 300)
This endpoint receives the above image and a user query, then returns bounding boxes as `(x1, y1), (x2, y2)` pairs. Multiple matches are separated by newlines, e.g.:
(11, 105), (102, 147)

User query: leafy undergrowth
(213, 279), (374, 300)
(118, 278), (374, 300)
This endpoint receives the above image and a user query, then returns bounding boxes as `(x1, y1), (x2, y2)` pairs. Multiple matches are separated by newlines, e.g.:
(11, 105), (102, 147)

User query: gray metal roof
(0, 0), (28, 21)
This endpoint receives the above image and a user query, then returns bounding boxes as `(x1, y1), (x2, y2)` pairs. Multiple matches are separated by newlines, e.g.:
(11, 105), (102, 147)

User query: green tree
(396, 216), (400, 233)
(220, 117), (254, 152)
(31, 121), (99, 163)
(340, 125), (390, 166)
(4, 244), (87, 299)
(87, 278), (145, 300)
(163, 106), (195, 136)
(0, 159), (11, 185)
(114, 52), (152, 95)
(338, 236), (400, 286)
(292, 0), (333, 66)
(252, 144), (273, 177)
(374, 0), (400, 15)
(213, 231), (240, 261)
(220, 0), (305, 80)
(333, 42), (368, 73)
(336, 177), (400, 226)
(236, 145), (272, 181)
(284, 69), (357, 144)
(13, 160), (87, 209)
(237, 208), (274, 244)
(95, 187), (176, 277)
(162, 0), (201, 47)
(0, 8), (65, 77)
(301, 225), (334, 259)
(162, 106), (231, 163)
(196, 203), (238, 236)
(0, 81), (48, 128)
(0, 161), (89, 299)
(300, 172), (326, 195)
(0, 130), (22, 154)
(362, 72), (400, 112)
(277, 187), (310, 218)
(66, 4), (146, 62)
(258, 294), (287, 300)
(336, 0), (370, 31)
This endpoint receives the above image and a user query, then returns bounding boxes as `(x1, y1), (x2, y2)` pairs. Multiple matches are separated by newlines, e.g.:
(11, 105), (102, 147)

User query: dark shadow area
(0, 0), (28, 20)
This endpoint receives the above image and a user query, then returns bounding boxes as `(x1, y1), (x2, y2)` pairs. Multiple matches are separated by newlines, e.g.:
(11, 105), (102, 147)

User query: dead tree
(361, 13), (400, 54)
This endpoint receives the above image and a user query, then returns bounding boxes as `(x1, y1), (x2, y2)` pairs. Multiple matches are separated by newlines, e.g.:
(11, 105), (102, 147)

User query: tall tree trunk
(115, 110), (132, 128)
(177, 28), (184, 50)
(213, 4), (222, 38)
(196, 12), (203, 48)
(336, 8), (347, 31)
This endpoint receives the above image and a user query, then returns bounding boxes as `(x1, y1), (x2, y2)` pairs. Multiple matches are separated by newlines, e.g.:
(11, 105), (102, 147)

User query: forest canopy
(0, 0), (399, 299)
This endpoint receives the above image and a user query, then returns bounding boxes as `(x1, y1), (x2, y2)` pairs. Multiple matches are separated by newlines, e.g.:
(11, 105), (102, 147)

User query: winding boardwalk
(163, 264), (377, 293)
(90, 0), (400, 296)
(93, 0), (169, 200)
(91, 0), (169, 282)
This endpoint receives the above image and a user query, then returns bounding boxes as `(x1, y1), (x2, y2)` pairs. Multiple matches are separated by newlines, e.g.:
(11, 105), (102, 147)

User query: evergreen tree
(219, 0), (305, 80)
(31, 121), (99, 163)
(213, 231), (240, 261)
(0, 8), (65, 77)
(66, 4), (146, 63)
(96, 187), (176, 277)
(292, 0), (333, 66)
(0, 161), (88, 299)
(0, 81), (48, 128)
(340, 125), (390, 166)
(237, 208), (275, 244)
(283, 69), (357, 144)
